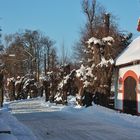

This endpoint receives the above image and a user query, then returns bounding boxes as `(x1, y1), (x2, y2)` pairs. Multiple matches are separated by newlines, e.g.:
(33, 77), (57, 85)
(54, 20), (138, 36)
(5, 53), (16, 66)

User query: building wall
(115, 64), (140, 113)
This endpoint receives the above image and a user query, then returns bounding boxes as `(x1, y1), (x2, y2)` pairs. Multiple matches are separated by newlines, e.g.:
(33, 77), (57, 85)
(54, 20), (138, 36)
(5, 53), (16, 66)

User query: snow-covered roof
(115, 36), (140, 66)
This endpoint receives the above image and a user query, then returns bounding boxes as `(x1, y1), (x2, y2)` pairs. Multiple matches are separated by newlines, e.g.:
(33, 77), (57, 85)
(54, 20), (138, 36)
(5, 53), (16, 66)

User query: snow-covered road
(8, 97), (140, 140)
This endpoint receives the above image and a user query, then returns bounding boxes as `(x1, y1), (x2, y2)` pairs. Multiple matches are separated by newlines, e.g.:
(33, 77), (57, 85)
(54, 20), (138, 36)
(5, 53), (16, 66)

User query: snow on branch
(87, 37), (103, 46)
(87, 36), (114, 47)
(96, 57), (114, 67)
(102, 36), (114, 43)
(102, 36), (114, 46)
(76, 64), (86, 79)
(83, 81), (91, 88)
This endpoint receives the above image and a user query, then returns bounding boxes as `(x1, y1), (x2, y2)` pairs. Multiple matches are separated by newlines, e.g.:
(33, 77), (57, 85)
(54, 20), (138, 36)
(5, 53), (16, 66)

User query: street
(8, 98), (140, 140)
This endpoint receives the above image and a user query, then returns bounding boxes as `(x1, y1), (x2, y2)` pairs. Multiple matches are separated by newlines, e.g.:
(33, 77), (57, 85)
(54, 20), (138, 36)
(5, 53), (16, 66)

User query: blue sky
(0, 0), (140, 55)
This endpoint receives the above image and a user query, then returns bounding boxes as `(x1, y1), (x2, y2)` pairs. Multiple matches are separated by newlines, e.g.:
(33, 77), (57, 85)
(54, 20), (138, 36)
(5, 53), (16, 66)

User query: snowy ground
(1, 96), (140, 140)
(0, 104), (37, 140)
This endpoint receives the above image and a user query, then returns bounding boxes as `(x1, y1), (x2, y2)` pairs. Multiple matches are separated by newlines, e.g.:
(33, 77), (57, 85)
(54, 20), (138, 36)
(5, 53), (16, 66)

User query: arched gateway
(124, 76), (137, 114)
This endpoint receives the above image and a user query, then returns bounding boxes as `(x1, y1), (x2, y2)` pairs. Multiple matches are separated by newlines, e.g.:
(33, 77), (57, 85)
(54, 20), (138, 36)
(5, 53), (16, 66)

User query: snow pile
(60, 97), (140, 131)
(115, 36), (140, 66)
(0, 105), (37, 140)
(44, 95), (140, 128)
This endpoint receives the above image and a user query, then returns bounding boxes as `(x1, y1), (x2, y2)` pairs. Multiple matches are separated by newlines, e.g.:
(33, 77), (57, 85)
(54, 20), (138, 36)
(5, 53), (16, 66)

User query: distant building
(115, 36), (140, 115)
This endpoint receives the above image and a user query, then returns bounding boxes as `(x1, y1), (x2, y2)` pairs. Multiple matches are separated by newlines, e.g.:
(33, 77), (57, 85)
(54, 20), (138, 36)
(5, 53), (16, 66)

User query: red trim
(118, 89), (123, 93)
(139, 76), (140, 84)
(119, 77), (123, 84)
(138, 89), (140, 93)
(122, 70), (138, 114)
(123, 70), (138, 81)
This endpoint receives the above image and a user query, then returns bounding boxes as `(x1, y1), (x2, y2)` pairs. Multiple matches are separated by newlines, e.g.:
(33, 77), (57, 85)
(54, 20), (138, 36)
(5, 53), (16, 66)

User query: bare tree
(49, 48), (58, 71)
(41, 36), (56, 73)
(59, 40), (71, 66)
(82, 0), (96, 36)
(73, 0), (106, 63)
(3, 30), (58, 79)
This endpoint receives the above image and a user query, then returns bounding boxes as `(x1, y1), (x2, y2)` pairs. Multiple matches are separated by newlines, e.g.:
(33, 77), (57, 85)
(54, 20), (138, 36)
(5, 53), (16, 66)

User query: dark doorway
(124, 76), (137, 115)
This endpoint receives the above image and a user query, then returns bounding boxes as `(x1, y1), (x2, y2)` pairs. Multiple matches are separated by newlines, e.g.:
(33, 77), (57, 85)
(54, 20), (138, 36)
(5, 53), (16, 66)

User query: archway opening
(124, 76), (137, 115)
